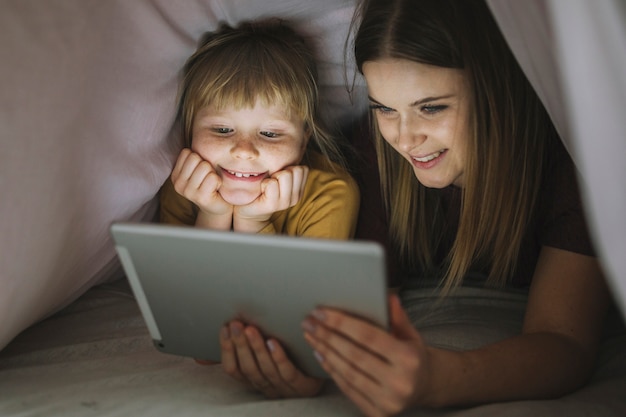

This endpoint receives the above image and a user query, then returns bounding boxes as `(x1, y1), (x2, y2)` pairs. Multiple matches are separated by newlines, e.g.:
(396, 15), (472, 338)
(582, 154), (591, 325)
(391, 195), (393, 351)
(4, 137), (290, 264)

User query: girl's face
(362, 58), (470, 188)
(191, 99), (310, 205)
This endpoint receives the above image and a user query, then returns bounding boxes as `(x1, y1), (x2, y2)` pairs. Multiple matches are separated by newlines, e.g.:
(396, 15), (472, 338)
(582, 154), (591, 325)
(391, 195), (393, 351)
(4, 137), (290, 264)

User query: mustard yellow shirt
(159, 152), (360, 240)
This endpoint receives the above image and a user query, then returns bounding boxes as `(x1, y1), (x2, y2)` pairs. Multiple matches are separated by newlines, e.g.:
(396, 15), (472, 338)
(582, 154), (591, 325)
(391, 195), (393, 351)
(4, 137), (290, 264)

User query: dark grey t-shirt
(436, 140), (595, 288)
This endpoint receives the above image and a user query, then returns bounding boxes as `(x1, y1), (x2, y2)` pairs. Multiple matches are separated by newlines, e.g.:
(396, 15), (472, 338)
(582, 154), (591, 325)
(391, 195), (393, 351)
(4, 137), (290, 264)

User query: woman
(302, 0), (610, 414)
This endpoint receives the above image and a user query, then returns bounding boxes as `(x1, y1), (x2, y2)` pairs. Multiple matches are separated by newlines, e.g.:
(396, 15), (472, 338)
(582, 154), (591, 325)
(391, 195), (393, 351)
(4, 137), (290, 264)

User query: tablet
(110, 223), (389, 378)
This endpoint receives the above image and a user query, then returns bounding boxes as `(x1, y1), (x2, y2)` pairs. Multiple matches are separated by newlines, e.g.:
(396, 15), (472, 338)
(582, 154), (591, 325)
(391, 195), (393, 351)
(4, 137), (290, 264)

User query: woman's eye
(260, 131), (279, 138)
(370, 104), (395, 117)
(421, 105), (448, 114)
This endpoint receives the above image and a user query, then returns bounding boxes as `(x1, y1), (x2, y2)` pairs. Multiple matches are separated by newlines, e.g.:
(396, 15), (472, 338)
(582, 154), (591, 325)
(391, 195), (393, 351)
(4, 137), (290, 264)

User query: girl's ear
(303, 123), (313, 147)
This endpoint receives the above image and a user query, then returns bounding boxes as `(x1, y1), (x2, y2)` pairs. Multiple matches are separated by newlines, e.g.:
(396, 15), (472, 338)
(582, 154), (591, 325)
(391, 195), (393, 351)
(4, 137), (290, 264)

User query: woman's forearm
(425, 331), (596, 408)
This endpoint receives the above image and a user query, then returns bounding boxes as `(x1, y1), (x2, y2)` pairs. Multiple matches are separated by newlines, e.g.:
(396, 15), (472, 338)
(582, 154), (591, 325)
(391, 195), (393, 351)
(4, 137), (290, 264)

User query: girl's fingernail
(229, 323), (241, 337)
(221, 325), (230, 339)
(301, 319), (316, 333)
(313, 350), (324, 363)
(311, 309), (326, 321)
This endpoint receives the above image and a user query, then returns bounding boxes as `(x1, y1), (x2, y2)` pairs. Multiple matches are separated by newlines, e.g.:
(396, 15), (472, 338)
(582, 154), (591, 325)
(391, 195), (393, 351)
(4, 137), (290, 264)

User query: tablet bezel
(110, 222), (389, 378)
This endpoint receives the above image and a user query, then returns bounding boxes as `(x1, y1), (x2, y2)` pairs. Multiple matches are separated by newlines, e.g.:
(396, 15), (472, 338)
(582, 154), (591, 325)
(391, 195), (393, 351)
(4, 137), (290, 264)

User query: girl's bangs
(195, 62), (311, 121)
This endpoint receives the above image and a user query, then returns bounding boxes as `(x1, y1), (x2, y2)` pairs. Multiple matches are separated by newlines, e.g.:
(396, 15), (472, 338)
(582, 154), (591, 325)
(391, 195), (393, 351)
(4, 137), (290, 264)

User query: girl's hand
(171, 149), (233, 226)
(221, 320), (324, 398)
(233, 165), (309, 233)
(302, 294), (432, 417)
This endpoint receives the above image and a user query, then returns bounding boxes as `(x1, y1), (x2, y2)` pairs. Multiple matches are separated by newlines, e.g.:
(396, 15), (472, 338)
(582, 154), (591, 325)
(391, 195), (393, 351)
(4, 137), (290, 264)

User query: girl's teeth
(229, 170), (259, 178)
(414, 151), (442, 162)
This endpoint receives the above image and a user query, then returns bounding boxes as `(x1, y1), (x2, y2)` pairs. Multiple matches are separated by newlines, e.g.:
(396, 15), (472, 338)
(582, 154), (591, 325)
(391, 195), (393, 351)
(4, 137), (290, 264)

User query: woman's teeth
(414, 150), (443, 163)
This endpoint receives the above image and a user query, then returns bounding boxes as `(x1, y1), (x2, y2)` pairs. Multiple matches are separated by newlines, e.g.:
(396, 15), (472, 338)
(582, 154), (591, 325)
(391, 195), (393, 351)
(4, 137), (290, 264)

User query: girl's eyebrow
(368, 94), (454, 108)
(263, 119), (298, 128)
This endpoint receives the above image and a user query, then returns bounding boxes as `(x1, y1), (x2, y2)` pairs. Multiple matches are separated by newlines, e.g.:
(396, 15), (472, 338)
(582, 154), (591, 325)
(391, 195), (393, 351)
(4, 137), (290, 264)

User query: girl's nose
(230, 137), (259, 160)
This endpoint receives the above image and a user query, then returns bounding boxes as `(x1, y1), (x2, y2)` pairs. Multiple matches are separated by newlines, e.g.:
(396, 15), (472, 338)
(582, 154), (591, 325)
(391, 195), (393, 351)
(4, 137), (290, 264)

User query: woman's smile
(363, 58), (470, 188)
(410, 149), (448, 170)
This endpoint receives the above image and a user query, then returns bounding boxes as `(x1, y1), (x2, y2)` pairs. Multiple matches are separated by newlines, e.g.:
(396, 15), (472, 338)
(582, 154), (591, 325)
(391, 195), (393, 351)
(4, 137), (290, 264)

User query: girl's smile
(191, 100), (309, 205)
(221, 168), (267, 181)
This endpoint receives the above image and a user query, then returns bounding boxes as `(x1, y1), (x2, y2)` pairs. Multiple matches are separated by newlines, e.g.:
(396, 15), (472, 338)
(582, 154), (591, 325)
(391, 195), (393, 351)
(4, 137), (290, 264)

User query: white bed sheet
(1, 280), (625, 417)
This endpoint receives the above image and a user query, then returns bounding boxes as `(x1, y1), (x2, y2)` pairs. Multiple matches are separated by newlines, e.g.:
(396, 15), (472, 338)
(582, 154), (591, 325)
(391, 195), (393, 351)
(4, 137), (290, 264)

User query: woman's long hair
(352, 0), (558, 292)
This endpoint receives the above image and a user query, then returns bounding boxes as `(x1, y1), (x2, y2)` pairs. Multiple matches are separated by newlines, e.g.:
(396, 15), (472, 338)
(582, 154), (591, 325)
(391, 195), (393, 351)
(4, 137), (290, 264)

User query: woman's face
(191, 99), (309, 205)
(362, 58), (471, 188)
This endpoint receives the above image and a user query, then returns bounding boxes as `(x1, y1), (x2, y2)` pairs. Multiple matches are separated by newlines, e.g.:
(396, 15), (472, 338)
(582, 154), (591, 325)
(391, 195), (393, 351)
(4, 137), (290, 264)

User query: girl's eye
(213, 127), (233, 135)
(260, 131), (279, 138)
(421, 104), (448, 114)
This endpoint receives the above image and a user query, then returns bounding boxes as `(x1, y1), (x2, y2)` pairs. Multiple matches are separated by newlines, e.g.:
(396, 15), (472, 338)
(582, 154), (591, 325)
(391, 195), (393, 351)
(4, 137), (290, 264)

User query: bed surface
(1, 280), (625, 417)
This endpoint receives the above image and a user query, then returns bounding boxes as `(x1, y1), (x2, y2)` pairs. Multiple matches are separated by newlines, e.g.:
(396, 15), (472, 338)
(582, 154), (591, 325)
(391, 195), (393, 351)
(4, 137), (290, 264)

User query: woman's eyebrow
(367, 96), (386, 105)
(410, 94), (454, 106)
(368, 94), (454, 107)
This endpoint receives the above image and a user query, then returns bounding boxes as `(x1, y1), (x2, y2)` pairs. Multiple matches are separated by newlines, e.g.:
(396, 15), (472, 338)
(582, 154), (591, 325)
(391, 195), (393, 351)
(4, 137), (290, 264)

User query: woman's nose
(230, 137), (259, 160)
(396, 117), (425, 152)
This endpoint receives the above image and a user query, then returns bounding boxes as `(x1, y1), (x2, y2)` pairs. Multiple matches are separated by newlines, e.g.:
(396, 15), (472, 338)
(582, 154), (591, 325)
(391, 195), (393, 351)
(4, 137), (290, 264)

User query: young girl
(161, 20), (359, 238)
(302, 0), (611, 414)
(160, 20), (359, 397)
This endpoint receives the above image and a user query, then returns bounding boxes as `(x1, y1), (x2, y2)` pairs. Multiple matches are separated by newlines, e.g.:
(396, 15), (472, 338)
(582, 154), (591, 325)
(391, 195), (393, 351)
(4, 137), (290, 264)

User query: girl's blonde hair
(352, 0), (559, 292)
(178, 19), (345, 168)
